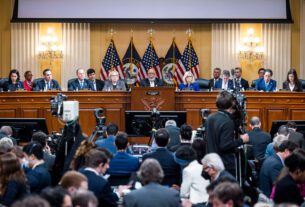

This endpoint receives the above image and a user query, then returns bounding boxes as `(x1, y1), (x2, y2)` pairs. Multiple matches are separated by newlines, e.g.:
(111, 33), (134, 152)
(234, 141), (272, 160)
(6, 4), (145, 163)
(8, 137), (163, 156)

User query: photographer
(206, 91), (249, 177)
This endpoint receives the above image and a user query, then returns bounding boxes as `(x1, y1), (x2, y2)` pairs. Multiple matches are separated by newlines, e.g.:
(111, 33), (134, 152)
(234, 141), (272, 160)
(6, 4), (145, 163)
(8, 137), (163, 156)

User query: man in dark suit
(142, 128), (181, 186)
(123, 159), (181, 207)
(259, 140), (297, 197)
(255, 69), (277, 92)
(209, 67), (222, 89)
(214, 70), (234, 90)
(87, 68), (104, 91)
(68, 68), (94, 91)
(233, 67), (249, 90)
(140, 68), (164, 87)
(34, 69), (61, 91)
(287, 121), (305, 150)
(164, 120), (180, 150)
(107, 132), (140, 175)
(247, 116), (272, 162)
(251, 68), (265, 88)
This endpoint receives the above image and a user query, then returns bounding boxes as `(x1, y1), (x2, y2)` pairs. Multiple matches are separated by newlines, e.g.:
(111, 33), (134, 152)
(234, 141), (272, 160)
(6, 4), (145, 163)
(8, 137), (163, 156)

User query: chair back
(196, 78), (210, 91)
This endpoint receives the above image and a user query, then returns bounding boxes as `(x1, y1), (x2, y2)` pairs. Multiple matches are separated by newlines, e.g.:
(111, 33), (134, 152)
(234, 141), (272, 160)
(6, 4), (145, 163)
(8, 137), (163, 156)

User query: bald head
(250, 116), (261, 129)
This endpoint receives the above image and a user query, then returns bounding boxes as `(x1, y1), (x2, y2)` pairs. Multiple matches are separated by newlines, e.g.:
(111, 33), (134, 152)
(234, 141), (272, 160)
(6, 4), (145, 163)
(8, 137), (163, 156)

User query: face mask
(201, 170), (211, 180)
(21, 158), (29, 168)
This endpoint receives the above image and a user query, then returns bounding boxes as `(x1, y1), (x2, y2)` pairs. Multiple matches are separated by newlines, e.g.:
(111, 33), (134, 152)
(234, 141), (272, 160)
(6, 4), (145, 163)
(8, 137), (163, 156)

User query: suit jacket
(90, 79), (104, 91)
(140, 78), (164, 87)
(288, 128), (305, 150)
(233, 78), (249, 90)
(123, 182), (181, 207)
(255, 78), (277, 92)
(107, 151), (140, 175)
(259, 154), (284, 197)
(3, 81), (24, 91)
(247, 127), (272, 162)
(142, 147), (181, 186)
(81, 169), (118, 207)
(282, 81), (303, 92)
(165, 125), (181, 150)
(95, 136), (117, 155)
(179, 82), (200, 91)
(209, 78), (222, 89)
(26, 163), (51, 194)
(68, 79), (94, 91)
(33, 79), (61, 91)
(0, 180), (29, 206)
(214, 79), (234, 90)
(103, 80), (126, 91)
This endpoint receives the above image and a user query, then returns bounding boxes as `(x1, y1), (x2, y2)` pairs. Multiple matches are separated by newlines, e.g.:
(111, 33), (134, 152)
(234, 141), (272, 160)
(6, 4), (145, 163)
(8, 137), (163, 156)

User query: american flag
(139, 42), (162, 80)
(180, 40), (200, 79)
(100, 39), (124, 80)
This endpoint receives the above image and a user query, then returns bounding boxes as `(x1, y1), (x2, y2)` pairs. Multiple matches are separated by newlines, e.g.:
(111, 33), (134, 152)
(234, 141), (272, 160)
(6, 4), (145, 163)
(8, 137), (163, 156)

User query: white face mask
(21, 158), (29, 168)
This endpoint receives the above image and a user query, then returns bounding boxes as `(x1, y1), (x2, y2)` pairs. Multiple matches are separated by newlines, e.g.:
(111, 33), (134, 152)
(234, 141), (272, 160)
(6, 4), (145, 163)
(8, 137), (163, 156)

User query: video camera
(94, 108), (106, 134)
(50, 93), (79, 122)
(196, 109), (211, 139)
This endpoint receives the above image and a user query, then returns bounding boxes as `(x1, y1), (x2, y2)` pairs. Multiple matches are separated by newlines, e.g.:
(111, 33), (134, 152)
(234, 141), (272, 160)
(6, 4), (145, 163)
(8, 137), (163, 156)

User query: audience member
(71, 140), (97, 171)
(60, 170), (88, 195)
(209, 67), (222, 89)
(68, 68), (94, 91)
(259, 140), (298, 197)
(233, 67), (249, 90)
(142, 128), (181, 186)
(165, 120), (181, 150)
(95, 123), (118, 155)
(212, 182), (244, 207)
(179, 71), (200, 91)
(123, 158), (181, 207)
(3, 69), (24, 91)
(191, 138), (207, 164)
(265, 125), (289, 157)
(0, 125), (17, 145)
(87, 68), (104, 91)
(282, 69), (302, 92)
(214, 70), (234, 90)
(0, 152), (28, 206)
(255, 69), (277, 92)
(23, 70), (33, 91)
(103, 70), (126, 91)
(140, 68), (164, 87)
(11, 195), (50, 207)
(34, 68), (61, 91)
(41, 186), (72, 207)
(287, 121), (305, 150)
(23, 142), (51, 193)
(0, 137), (14, 154)
(72, 190), (98, 207)
(107, 132), (140, 175)
(170, 124), (193, 152)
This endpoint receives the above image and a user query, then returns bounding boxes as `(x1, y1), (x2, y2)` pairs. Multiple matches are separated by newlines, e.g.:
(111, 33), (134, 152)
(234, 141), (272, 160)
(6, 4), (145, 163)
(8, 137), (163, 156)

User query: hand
(171, 184), (180, 191)
(182, 199), (192, 207)
(117, 185), (131, 197)
(240, 133), (249, 143)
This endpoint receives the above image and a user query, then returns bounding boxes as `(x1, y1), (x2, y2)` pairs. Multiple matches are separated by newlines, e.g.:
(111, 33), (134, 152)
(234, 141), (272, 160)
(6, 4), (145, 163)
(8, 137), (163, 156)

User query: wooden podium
(130, 87), (176, 111)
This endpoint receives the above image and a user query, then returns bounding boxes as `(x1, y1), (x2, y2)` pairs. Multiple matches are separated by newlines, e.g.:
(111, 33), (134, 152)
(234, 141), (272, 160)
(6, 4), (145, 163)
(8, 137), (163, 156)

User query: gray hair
(250, 116), (260, 126)
(0, 126), (13, 136)
(137, 158), (164, 185)
(201, 153), (225, 172)
(165, 120), (177, 127)
(0, 137), (14, 153)
(273, 134), (288, 150)
(222, 70), (230, 78)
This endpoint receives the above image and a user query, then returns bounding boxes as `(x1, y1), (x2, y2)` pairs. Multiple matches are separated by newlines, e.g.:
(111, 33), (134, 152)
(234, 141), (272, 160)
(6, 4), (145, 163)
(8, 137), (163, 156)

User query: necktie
(47, 82), (50, 90)
(80, 81), (83, 89)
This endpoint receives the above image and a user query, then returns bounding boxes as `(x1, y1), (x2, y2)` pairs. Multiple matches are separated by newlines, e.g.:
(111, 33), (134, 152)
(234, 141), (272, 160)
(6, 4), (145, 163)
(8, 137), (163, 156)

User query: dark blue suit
(95, 135), (117, 155)
(0, 180), (28, 206)
(34, 79), (61, 91)
(68, 79), (94, 91)
(142, 148), (181, 186)
(233, 78), (249, 90)
(179, 82), (200, 91)
(3, 81), (24, 91)
(26, 163), (51, 194)
(107, 151), (140, 175)
(80, 169), (118, 207)
(259, 154), (284, 197)
(214, 79), (234, 90)
(255, 78), (277, 92)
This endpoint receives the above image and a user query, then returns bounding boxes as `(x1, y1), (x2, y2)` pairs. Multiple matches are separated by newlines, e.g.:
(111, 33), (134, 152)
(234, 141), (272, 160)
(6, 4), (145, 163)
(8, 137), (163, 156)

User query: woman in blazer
(282, 69), (303, 92)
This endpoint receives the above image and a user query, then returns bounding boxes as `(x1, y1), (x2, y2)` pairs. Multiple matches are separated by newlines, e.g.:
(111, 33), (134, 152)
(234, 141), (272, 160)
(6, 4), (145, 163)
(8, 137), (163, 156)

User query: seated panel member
(103, 70), (126, 91)
(255, 69), (277, 92)
(87, 68), (104, 91)
(209, 67), (222, 89)
(251, 68), (265, 88)
(214, 70), (234, 90)
(3, 69), (24, 91)
(140, 68), (164, 87)
(282, 68), (302, 92)
(179, 71), (200, 91)
(23, 71), (33, 91)
(233, 67), (249, 90)
(34, 69), (61, 91)
(68, 68), (94, 91)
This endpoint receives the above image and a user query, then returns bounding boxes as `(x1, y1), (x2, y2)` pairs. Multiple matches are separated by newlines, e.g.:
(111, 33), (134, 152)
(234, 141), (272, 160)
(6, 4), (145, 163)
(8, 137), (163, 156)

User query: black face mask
(201, 170), (211, 180)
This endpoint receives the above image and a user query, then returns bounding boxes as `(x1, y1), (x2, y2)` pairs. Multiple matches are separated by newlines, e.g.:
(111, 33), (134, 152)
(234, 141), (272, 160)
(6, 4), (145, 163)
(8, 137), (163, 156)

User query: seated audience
(107, 132), (140, 175)
(274, 149), (305, 205)
(179, 71), (200, 91)
(68, 68), (94, 91)
(209, 67), (222, 89)
(11, 196), (50, 207)
(23, 70), (33, 91)
(123, 159), (181, 207)
(0, 152), (28, 206)
(103, 70), (126, 91)
(170, 124), (193, 152)
(34, 69), (61, 91)
(214, 70), (234, 90)
(255, 69), (277, 92)
(71, 140), (97, 171)
(191, 138), (207, 164)
(233, 67), (249, 90)
(165, 120), (180, 150)
(142, 128), (181, 186)
(87, 68), (104, 91)
(287, 121), (305, 150)
(60, 171), (88, 196)
(23, 142), (51, 193)
(0, 137), (14, 154)
(3, 69), (24, 91)
(212, 182), (244, 207)
(31, 131), (55, 171)
(95, 123), (118, 155)
(259, 140), (298, 197)
(176, 146), (210, 204)
(265, 125), (289, 157)
(72, 190), (98, 207)
(282, 68), (303, 92)
(0, 125), (17, 145)
(41, 186), (72, 207)
(140, 68), (164, 87)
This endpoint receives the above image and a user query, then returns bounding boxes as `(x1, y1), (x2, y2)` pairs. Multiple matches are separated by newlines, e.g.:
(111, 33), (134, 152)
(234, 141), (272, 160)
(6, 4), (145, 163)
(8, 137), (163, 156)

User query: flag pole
(149, 28), (154, 69)
(172, 37), (178, 87)
(187, 28), (192, 73)
(110, 29), (114, 73)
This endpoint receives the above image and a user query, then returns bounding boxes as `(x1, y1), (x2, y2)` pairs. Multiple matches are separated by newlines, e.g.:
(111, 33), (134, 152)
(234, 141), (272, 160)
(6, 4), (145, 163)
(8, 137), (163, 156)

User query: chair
(251, 80), (257, 88)
(0, 78), (8, 90)
(67, 78), (77, 89)
(195, 78), (210, 91)
(299, 79), (305, 91)
(32, 78), (44, 88)
(108, 174), (131, 186)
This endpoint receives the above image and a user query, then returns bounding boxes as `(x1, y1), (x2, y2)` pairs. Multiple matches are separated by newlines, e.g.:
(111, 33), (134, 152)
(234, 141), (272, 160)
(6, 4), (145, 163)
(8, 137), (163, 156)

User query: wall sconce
(239, 28), (264, 62)
(38, 28), (63, 64)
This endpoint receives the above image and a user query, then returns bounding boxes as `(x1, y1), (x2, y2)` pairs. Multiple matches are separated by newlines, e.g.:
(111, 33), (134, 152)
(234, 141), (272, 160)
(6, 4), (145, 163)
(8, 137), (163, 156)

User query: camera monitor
(0, 118), (49, 142)
(270, 120), (305, 137)
(125, 111), (186, 137)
